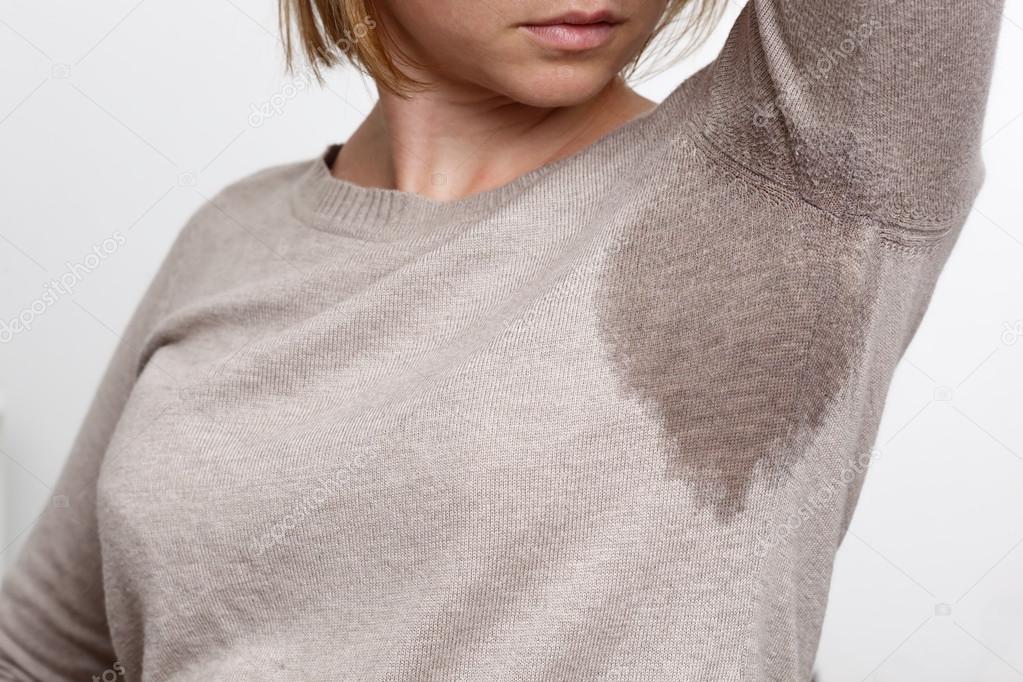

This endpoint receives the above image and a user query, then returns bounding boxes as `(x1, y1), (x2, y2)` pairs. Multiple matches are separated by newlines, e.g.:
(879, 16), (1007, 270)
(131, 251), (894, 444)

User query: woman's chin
(496, 68), (620, 108)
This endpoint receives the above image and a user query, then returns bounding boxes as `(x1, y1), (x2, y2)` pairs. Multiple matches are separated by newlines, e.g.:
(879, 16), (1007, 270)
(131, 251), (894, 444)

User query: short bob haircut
(279, 0), (724, 97)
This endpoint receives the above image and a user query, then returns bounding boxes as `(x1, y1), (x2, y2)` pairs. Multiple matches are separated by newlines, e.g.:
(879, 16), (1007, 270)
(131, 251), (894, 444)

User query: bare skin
(331, 1), (666, 201)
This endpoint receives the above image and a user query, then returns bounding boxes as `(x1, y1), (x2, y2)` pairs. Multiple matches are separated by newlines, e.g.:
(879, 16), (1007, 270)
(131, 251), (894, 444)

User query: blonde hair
(279, 0), (724, 97)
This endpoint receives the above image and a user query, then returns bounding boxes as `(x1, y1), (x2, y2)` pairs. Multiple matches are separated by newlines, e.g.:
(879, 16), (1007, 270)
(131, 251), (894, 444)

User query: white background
(1, 1), (1020, 679)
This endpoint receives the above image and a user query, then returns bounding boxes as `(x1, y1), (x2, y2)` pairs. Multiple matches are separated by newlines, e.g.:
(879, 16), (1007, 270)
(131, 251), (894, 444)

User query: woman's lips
(520, 21), (620, 51)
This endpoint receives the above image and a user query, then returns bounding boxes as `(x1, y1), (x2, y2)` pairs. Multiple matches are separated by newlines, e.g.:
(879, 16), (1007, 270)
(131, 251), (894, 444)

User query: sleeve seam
(678, 121), (964, 252)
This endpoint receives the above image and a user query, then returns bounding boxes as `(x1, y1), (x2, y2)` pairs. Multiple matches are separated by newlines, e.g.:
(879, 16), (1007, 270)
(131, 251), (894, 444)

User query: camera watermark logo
(1, 231), (127, 344)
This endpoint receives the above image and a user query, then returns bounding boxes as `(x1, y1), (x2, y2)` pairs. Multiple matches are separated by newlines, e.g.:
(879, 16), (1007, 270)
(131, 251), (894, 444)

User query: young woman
(0, 0), (1003, 679)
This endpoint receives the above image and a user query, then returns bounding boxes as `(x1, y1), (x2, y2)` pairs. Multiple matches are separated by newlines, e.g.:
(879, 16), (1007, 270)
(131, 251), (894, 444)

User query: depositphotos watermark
(752, 17), (884, 129)
(1, 231), (127, 344)
(757, 448), (882, 557)
(1001, 320), (1023, 346)
(248, 67), (317, 128)
(248, 453), (368, 559)
(248, 15), (378, 128)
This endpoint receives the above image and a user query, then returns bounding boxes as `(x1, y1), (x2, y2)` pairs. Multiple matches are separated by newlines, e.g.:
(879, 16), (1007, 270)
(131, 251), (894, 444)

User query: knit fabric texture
(0, 1), (1004, 679)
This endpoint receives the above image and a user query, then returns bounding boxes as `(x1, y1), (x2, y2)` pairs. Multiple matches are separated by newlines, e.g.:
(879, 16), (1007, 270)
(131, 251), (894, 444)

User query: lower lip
(520, 22), (619, 51)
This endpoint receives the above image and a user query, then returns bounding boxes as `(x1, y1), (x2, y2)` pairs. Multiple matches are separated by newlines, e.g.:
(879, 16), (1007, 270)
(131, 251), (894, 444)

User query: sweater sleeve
(0, 238), (180, 680)
(696, 0), (1003, 239)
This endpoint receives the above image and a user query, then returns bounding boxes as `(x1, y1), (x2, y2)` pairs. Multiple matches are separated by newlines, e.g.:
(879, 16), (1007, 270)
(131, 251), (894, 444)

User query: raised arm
(0, 239), (178, 680)
(697, 0), (1004, 239)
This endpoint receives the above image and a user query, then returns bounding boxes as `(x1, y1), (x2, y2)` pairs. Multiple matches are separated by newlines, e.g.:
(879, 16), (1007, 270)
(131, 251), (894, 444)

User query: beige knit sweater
(0, 1), (1004, 680)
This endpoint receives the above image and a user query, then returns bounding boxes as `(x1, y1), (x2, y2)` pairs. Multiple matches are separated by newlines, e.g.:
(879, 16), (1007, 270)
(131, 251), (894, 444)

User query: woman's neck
(331, 75), (655, 201)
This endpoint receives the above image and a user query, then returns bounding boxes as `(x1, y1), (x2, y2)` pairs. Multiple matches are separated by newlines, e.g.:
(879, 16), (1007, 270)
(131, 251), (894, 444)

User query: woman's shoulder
(178, 152), (323, 252)
(221, 155), (313, 198)
(141, 154), (324, 323)
(657, 0), (1001, 247)
(199, 155), (316, 226)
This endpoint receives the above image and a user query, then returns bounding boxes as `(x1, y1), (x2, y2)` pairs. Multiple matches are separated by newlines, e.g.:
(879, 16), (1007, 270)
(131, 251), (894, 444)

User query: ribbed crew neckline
(289, 88), (683, 240)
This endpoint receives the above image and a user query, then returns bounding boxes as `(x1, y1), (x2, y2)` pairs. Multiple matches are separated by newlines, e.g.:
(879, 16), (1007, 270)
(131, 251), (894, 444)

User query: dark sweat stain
(596, 167), (877, 520)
